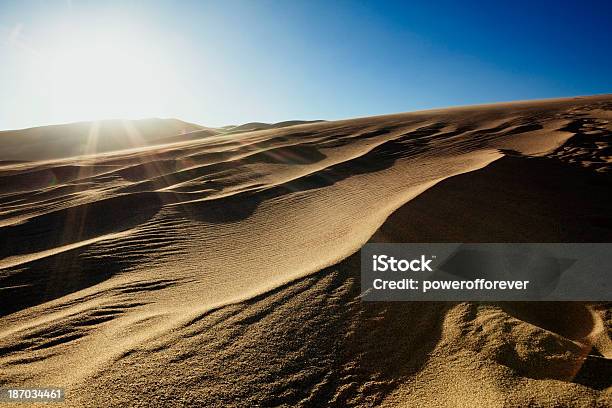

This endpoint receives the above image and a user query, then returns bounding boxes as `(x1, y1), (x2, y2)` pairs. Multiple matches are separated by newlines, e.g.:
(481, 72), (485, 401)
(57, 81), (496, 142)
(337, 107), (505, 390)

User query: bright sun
(44, 25), (175, 121)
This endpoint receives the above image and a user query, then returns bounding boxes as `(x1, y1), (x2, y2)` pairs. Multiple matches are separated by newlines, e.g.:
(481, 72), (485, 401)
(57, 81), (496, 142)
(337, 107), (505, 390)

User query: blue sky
(1, 0), (611, 130)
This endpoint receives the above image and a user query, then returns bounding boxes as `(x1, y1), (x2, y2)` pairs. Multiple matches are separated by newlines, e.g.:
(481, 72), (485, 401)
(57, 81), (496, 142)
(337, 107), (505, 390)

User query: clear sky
(1, 0), (611, 130)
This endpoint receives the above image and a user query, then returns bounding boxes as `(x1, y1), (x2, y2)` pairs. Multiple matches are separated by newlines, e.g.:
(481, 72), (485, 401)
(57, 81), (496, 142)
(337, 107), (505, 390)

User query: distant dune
(0, 96), (611, 407)
(222, 119), (324, 134)
(0, 118), (209, 161)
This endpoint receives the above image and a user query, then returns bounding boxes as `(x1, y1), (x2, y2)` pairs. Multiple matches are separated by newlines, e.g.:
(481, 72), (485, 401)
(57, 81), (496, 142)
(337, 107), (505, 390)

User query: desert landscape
(0, 95), (611, 407)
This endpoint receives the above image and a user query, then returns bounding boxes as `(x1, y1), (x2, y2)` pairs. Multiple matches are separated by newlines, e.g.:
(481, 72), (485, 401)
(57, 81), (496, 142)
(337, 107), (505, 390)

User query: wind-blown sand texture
(1, 96), (611, 407)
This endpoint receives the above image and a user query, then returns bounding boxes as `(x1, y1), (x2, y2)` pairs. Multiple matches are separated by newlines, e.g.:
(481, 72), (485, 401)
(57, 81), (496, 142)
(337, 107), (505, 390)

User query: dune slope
(0, 95), (611, 407)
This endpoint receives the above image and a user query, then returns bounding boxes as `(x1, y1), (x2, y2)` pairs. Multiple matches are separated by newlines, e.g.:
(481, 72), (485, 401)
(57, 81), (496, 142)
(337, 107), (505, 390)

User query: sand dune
(0, 118), (208, 161)
(222, 120), (325, 134)
(0, 95), (611, 407)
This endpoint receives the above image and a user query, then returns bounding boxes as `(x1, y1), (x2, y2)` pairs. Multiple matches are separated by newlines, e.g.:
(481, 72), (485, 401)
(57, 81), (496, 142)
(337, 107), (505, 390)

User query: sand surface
(0, 95), (611, 407)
